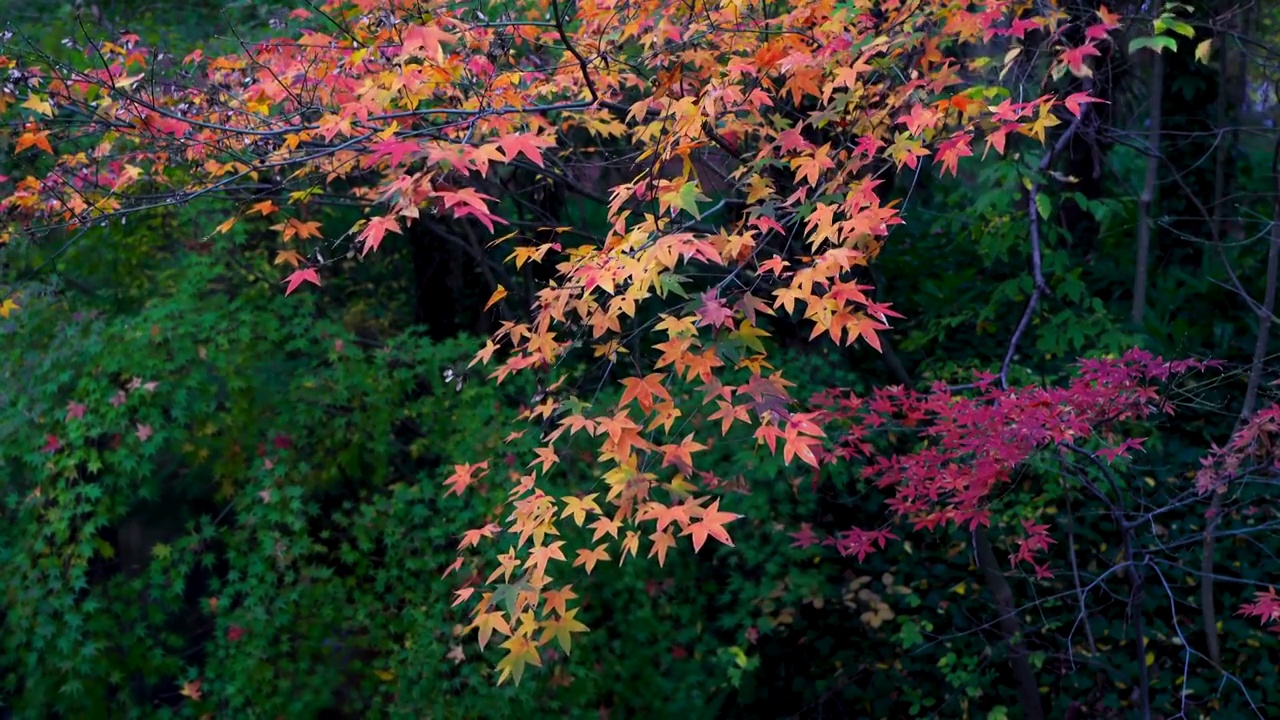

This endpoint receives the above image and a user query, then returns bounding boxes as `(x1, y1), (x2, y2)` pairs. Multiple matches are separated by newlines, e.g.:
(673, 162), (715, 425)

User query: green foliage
(0, 237), (852, 716)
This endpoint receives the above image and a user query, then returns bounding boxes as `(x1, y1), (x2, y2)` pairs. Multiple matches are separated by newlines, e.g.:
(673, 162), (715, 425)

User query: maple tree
(0, 0), (1131, 682)
(8, 0), (1280, 702)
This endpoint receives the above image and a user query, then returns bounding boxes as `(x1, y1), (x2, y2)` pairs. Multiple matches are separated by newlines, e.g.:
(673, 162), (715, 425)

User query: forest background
(1, 0), (1279, 718)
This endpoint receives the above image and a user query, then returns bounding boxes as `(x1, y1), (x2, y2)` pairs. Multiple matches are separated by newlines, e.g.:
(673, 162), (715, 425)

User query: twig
(1202, 132), (1280, 668)
(998, 114), (1084, 390)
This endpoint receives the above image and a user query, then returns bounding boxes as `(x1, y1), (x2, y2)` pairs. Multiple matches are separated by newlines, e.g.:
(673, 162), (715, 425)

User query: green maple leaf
(667, 182), (710, 219)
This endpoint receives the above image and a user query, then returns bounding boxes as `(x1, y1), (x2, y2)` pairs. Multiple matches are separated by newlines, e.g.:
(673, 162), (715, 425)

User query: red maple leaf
(365, 137), (421, 168)
(282, 268), (321, 296)
(1061, 44), (1102, 77)
(359, 216), (402, 255)
(1063, 92), (1106, 118)
(496, 134), (554, 168)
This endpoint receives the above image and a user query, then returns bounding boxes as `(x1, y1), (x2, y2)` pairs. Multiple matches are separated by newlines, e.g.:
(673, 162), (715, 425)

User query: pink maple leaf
(66, 402), (87, 421)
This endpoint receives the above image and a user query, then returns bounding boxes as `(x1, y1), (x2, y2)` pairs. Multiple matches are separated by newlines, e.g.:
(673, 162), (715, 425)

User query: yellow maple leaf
(484, 284), (508, 311)
(21, 94), (53, 117)
(539, 609), (589, 655)
(496, 635), (542, 685)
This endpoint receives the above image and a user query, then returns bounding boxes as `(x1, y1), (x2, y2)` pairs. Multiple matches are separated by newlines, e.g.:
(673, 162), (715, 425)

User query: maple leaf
(709, 400), (751, 434)
(136, 423), (154, 442)
(523, 541), (566, 577)
(790, 523), (820, 549)
(15, 130), (52, 154)
(1061, 43), (1102, 77)
(65, 402), (87, 421)
(484, 285), (508, 311)
(471, 610), (513, 650)
(638, 502), (692, 533)
(695, 291), (735, 330)
(282, 268), (321, 296)
(1022, 104), (1062, 144)
(539, 608), (589, 655)
(444, 461), (489, 496)
(215, 216), (239, 235)
(619, 373), (671, 413)
(399, 23), (456, 62)
(1063, 92), (1106, 118)
(648, 529), (677, 567)
(541, 585), (578, 617)
(572, 545), (610, 573)
(560, 494), (601, 526)
(272, 217), (323, 242)
(774, 127), (812, 155)
(1096, 5), (1123, 29)
(659, 434), (708, 474)
(365, 137), (421, 169)
(680, 500), (742, 552)
(660, 181), (711, 219)
(21, 94), (53, 117)
(1240, 588), (1280, 625)
(359, 215), (402, 255)
(179, 679), (202, 701)
(935, 133), (974, 177)
(440, 557), (464, 579)
(0, 298), (20, 318)
(248, 199), (278, 216)
(496, 635), (542, 685)
(274, 249), (305, 268)
(495, 134), (554, 168)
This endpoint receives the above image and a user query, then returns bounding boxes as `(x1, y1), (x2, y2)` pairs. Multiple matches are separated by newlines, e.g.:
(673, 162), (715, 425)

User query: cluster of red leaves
(1196, 403), (1280, 633)
(1195, 404), (1280, 494)
(803, 349), (1215, 576)
(1239, 587), (1280, 632)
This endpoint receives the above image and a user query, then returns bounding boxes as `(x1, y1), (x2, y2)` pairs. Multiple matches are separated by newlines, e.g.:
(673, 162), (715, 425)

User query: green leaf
(1154, 16), (1195, 39)
(897, 619), (925, 649)
(1035, 192), (1051, 221)
(668, 181), (710, 219)
(1129, 35), (1179, 54)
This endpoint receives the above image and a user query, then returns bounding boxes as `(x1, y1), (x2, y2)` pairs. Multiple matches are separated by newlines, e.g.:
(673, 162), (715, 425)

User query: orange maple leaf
(618, 373), (671, 413)
(648, 530), (677, 567)
(15, 130), (52, 154)
(248, 199), (278, 216)
(444, 461), (489, 496)
(471, 610), (513, 651)
(572, 545), (610, 573)
(680, 500), (741, 552)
